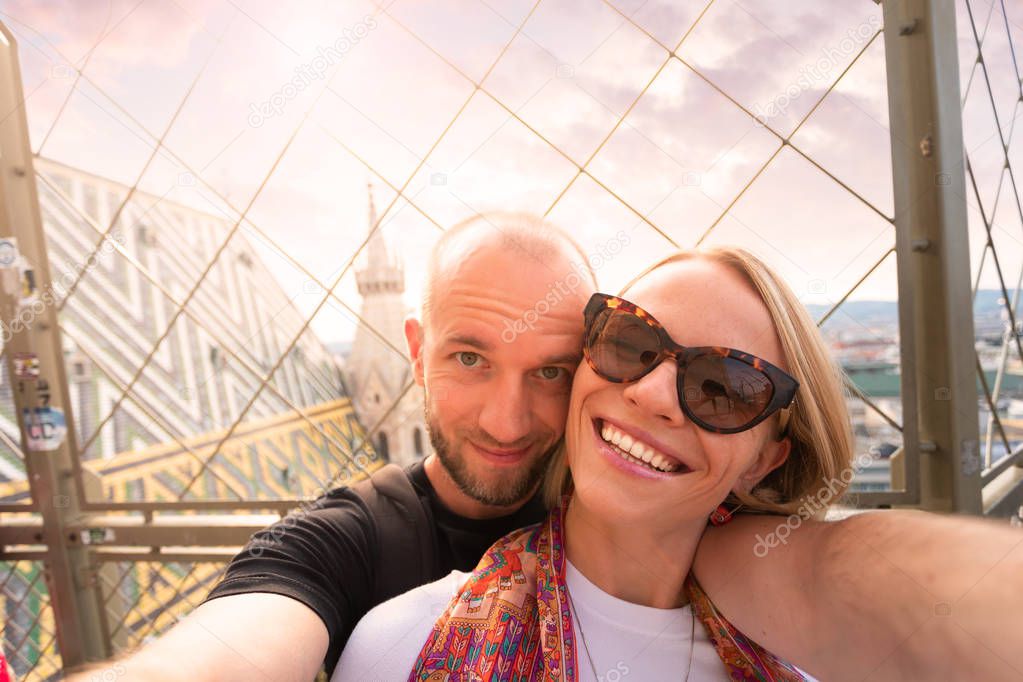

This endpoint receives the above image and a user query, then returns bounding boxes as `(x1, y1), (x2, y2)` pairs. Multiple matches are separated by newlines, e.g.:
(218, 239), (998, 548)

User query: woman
(334, 247), (851, 680)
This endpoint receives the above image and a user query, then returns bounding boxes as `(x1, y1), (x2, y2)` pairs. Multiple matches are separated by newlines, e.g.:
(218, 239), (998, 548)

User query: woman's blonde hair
(544, 246), (855, 517)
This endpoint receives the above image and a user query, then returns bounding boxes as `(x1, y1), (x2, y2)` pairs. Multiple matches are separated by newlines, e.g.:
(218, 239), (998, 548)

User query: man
(68, 213), (596, 681)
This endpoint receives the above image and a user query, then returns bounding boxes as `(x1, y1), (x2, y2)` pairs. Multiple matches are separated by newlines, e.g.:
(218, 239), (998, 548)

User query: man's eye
(539, 367), (566, 380)
(456, 352), (481, 367)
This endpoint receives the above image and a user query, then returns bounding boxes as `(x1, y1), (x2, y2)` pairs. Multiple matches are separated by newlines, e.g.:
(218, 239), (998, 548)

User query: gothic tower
(346, 184), (426, 466)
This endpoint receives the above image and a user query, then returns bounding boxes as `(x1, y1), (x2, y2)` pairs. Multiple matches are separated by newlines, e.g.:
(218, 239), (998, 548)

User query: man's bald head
(403, 212), (597, 516)
(420, 212), (597, 330)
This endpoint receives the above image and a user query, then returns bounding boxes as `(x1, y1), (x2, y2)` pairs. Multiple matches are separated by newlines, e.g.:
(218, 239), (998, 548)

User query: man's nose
(476, 374), (532, 445)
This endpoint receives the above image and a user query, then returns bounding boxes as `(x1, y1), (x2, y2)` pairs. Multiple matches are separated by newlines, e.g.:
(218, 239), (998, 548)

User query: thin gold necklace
(565, 581), (696, 681)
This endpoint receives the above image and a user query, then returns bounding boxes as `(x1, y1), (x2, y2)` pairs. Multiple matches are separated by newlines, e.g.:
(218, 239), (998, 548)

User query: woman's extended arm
(693, 510), (1023, 681)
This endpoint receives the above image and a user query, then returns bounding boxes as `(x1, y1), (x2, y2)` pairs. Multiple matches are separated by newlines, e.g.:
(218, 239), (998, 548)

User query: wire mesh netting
(0, 0), (911, 508)
(0, 560), (62, 680)
(958, 0), (1023, 484)
(96, 560), (227, 655)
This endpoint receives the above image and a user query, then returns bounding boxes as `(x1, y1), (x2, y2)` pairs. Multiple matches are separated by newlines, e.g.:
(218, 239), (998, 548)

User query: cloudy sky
(0, 0), (1018, 344)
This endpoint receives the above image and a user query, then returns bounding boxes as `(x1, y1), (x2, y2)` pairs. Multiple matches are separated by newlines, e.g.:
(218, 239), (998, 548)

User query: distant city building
(841, 352), (1023, 493)
(345, 185), (427, 467)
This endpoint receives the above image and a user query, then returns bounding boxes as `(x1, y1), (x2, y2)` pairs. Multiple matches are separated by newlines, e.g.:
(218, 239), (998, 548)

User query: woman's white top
(332, 560), (729, 681)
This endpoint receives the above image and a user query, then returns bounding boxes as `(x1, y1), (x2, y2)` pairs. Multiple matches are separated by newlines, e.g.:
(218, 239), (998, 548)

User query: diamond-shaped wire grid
(96, 561), (227, 655)
(4, 0), (903, 501)
(959, 0), (1023, 479)
(0, 560), (63, 681)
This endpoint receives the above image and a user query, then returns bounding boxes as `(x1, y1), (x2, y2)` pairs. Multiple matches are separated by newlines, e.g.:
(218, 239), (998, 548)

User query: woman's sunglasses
(583, 293), (798, 436)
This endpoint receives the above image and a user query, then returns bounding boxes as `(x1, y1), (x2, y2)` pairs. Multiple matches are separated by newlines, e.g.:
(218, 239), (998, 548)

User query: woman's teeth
(599, 421), (683, 473)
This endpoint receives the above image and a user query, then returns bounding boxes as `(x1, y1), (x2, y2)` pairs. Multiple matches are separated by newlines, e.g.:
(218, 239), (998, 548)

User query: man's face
(413, 245), (591, 507)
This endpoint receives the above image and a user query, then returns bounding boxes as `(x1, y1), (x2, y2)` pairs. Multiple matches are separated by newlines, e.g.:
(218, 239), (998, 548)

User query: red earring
(709, 504), (733, 526)
(709, 503), (743, 526)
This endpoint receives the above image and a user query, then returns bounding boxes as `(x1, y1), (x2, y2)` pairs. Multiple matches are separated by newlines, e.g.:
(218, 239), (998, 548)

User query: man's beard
(424, 401), (559, 507)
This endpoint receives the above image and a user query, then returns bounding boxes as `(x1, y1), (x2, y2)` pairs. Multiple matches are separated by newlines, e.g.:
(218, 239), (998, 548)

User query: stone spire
(356, 182), (403, 296)
(346, 180), (425, 466)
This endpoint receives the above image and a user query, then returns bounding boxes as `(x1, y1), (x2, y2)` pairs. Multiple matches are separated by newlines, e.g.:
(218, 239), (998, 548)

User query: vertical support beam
(0, 23), (107, 664)
(882, 1), (982, 513)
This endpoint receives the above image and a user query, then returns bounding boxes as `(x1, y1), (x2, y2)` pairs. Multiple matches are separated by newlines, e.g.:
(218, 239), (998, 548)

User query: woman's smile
(591, 416), (693, 478)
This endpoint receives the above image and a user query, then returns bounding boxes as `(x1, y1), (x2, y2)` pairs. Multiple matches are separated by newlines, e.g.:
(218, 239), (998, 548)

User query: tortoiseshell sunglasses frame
(582, 293), (799, 437)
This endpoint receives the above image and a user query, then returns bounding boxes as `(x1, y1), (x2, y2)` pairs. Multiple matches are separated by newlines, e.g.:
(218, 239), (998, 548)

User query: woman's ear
(737, 437), (792, 492)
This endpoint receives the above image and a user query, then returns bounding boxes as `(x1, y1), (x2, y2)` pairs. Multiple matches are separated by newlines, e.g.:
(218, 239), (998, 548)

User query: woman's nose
(621, 359), (686, 425)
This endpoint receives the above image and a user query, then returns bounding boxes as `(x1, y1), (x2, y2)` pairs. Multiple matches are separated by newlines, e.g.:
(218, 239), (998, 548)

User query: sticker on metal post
(19, 268), (37, 306)
(36, 378), (50, 407)
(0, 239), (18, 268)
(80, 528), (115, 545)
(13, 352), (39, 380)
(22, 406), (66, 451)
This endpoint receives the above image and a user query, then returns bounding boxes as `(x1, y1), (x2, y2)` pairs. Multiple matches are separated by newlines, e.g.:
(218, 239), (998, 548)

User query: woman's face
(566, 257), (792, 528)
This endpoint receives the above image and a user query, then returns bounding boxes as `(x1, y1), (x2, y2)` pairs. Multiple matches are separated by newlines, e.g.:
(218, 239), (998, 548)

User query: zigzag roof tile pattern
(0, 158), (380, 503)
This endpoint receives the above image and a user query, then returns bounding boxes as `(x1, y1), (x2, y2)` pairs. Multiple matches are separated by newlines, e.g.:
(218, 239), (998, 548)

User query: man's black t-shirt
(203, 460), (546, 674)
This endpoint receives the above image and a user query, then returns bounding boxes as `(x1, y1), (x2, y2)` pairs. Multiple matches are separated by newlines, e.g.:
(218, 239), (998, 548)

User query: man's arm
(68, 486), (378, 681)
(693, 510), (1023, 681)
(67, 593), (327, 682)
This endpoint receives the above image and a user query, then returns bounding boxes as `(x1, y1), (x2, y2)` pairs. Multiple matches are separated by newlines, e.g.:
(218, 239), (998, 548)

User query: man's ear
(404, 316), (426, 387)
(738, 437), (792, 493)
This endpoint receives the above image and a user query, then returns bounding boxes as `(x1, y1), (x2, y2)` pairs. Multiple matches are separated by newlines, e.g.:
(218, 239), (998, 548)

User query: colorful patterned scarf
(410, 504), (807, 681)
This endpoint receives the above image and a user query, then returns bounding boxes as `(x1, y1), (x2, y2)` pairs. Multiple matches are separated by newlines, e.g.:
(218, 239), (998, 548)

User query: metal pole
(0, 23), (107, 664)
(882, 1), (983, 513)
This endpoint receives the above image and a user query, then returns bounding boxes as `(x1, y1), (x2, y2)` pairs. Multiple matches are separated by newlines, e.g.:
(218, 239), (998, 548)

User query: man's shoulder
(275, 463), (423, 530)
(243, 468), (419, 553)
(281, 480), (374, 523)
